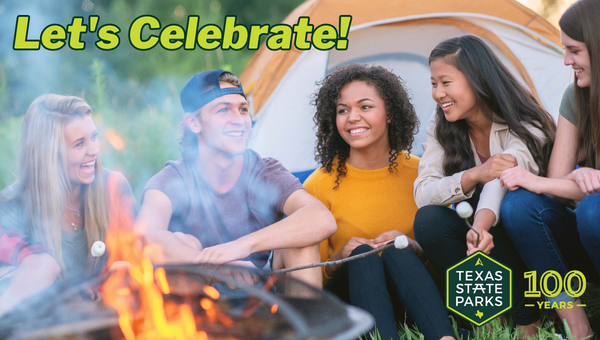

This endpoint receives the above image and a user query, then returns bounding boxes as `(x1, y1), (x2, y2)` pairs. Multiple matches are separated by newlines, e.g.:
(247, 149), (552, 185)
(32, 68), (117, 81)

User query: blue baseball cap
(180, 69), (246, 113)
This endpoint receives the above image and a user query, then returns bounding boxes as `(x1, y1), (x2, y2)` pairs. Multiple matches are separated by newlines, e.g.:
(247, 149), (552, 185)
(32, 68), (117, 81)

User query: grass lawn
(358, 282), (599, 340)
(361, 317), (577, 340)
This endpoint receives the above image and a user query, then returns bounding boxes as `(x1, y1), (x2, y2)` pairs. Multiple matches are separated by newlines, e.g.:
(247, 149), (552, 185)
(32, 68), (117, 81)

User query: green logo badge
(446, 251), (512, 326)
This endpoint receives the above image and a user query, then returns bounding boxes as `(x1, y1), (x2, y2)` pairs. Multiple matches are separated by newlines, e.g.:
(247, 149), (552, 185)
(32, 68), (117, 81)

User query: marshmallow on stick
(271, 235), (409, 274)
(91, 241), (106, 273)
(91, 241), (106, 257)
(456, 201), (480, 247)
(456, 201), (474, 220)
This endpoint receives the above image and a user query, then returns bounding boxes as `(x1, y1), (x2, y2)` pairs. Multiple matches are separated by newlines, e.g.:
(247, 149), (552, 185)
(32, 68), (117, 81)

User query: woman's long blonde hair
(16, 94), (108, 279)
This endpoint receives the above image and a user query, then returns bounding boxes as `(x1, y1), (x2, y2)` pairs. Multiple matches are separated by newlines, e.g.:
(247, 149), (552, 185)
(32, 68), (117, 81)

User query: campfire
(0, 179), (373, 340)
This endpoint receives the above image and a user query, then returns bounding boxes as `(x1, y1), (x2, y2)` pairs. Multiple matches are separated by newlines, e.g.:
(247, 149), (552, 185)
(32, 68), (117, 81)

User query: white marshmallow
(456, 202), (474, 219)
(394, 235), (409, 249)
(91, 241), (106, 257)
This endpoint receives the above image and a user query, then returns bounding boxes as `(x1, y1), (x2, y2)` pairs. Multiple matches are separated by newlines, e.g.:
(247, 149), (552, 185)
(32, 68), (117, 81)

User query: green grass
(359, 317), (578, 340)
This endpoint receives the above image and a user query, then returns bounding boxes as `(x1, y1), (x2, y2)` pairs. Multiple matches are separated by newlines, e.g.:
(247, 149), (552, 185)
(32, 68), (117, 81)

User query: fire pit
(0, 264), (373, 340)
(0, 184), (373, 340)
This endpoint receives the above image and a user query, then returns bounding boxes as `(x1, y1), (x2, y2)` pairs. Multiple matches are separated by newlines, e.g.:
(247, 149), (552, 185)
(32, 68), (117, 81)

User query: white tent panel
(466, 18), (572, 118)
(327, 23), (529, 157)
(248, 49), (328, 173)
(248, 17), (571, 174)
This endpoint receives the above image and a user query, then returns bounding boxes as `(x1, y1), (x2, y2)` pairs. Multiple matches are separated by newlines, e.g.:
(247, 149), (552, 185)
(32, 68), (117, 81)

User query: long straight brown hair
(559, 0), (600, 169)
(15, 94), (108, 279)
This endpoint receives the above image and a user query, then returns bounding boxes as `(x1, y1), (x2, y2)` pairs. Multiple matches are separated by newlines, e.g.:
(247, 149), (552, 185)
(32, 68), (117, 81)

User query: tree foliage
(0, 0), (303, 194)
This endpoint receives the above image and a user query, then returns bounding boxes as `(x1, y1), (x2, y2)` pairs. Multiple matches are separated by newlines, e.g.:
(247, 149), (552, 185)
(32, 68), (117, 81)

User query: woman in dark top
(0, 94), (135, 315)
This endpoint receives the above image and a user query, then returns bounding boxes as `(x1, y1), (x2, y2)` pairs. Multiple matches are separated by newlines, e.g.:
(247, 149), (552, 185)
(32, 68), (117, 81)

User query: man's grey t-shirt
(143, 149), (304, 267)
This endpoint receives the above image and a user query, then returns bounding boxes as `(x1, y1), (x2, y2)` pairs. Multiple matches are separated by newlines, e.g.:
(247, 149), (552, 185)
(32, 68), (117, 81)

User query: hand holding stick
(456, 202), (480, 248)
(270, 235), (409, 274)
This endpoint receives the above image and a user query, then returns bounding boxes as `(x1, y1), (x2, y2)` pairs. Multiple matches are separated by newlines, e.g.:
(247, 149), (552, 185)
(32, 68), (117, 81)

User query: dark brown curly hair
(312, 64), (419, 189)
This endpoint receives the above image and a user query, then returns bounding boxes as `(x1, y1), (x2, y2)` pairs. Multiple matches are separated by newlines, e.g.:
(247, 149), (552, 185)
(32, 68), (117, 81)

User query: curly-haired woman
(413, 35), (557, 337)
(304, 64), (455, 340)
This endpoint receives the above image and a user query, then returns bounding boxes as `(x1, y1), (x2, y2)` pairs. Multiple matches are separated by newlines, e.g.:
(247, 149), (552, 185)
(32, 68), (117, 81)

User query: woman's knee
(501, 189), (535, 217)
(576, 193), (600, 238)
(414, 205), (452, 243)
(350, 244), (375, 256)
(348, 244), (383, 268)
(381, 246), (419, 267)
(501, 189), (543, 231)
(347, 244), (386, 278)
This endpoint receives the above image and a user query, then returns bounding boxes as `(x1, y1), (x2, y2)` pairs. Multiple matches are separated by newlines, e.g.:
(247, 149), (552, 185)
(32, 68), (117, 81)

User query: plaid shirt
(0, 224), (50, 266)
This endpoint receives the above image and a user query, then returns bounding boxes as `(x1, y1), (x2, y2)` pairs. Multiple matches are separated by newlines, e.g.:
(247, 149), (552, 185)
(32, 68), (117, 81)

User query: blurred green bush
(0, 0), (303, 202)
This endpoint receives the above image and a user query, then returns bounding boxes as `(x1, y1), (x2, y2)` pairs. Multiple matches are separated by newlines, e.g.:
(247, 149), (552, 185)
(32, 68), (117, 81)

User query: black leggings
(325, 244), (455, 340)
(413, 205), (540, 326)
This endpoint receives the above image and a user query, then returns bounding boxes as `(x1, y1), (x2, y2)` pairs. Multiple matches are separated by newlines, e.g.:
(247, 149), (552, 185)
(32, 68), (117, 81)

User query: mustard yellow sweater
(304, 153), (420, 278)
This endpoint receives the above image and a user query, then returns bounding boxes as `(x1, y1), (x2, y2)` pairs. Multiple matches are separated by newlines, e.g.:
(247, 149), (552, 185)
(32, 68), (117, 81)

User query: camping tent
(239, 0), (572, 181)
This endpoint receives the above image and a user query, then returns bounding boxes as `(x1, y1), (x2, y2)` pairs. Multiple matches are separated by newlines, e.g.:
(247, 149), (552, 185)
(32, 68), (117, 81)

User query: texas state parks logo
(446, 251), (512, 326)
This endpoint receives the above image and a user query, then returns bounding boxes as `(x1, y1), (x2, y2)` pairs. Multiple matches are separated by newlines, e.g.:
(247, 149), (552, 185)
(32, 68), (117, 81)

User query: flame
(199, 299), (213, 310)
(106, 128), (126, 151)
(155, 268), (170, 295)
(202, 286), (220, 300)
(270, 304), (278, 314)
(101, 176), (212, 340)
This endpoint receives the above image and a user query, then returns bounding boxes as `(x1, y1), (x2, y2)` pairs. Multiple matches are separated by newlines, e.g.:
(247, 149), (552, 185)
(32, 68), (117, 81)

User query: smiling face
(562, 31), (591, 88)
(193, 82), (251, 158)
(430, 58), (480, 123)
(335, 81), (390, 153)
(64, 114), (99, 186)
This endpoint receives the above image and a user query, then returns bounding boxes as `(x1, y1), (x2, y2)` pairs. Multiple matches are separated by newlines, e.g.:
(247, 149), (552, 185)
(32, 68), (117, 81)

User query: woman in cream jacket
(413, 36), (555, 336)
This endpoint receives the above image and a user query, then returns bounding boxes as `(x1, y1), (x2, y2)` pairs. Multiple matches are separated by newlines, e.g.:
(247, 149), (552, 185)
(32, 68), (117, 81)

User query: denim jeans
(501, 189), (600, 304)
(326, 244), (454, 340)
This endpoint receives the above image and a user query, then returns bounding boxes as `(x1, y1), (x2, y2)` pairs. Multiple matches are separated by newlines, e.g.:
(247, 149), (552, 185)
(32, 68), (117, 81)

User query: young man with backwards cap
(138, 70), (336, 292)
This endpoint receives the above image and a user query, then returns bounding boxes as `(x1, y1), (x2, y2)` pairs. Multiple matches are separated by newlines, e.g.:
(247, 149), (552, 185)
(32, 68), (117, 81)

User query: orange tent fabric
(240, 0), (560, 115)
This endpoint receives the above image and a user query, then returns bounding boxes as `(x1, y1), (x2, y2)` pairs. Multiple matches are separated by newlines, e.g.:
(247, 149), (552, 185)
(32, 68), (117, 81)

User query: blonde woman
(0, 94), (135, 314)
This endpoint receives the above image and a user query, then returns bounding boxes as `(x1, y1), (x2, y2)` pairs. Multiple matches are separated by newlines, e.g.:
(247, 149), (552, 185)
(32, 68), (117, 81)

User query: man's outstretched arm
(138, 189), (202, 263)
(193, 189), (336, 264)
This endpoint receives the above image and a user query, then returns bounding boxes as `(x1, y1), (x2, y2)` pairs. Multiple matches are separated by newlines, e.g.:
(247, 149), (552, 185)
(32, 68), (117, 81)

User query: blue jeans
(501, 189), (600, 304)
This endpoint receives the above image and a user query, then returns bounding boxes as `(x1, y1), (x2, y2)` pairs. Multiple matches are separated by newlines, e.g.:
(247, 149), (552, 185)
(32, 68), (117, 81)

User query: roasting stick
(80, 241), (106, 301)
(91, 241), (106, 273)
(456, 202), (480, 248)
(270, 235), (410, 274)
